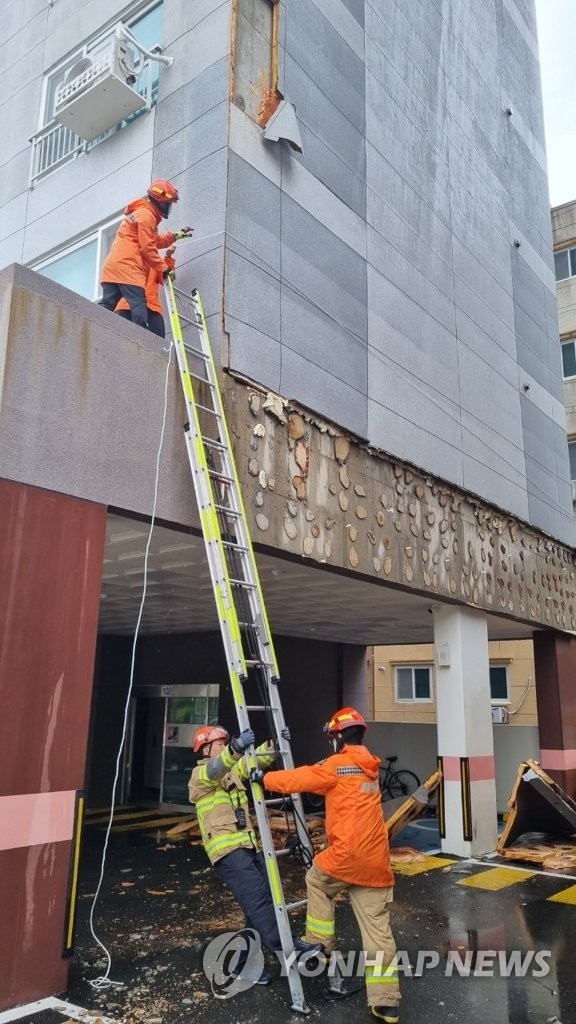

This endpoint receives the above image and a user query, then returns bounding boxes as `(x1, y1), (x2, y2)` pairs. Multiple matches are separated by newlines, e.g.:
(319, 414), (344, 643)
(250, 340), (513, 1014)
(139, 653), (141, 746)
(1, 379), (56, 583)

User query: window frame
(554, 244), (576, 283)
(562, 339), (576, 381)
(568, 439), (576, 482)
(489, 664), (510, 705)
(32, 214), (123, 302)
(393, 664), (433, 704)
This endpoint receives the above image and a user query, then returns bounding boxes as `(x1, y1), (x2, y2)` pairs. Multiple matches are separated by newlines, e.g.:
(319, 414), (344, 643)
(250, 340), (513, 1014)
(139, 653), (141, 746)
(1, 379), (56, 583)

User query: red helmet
(147, 179), (179, 203)
(324, 707), (366, 735)
(192, 725), (229, 753)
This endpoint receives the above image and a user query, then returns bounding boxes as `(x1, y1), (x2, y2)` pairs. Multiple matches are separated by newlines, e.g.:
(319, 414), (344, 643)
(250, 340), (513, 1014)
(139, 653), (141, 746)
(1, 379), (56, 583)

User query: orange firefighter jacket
(101, 197), (175, 288)
(264, 744), (394, 888)
(115, 255), (175, 315)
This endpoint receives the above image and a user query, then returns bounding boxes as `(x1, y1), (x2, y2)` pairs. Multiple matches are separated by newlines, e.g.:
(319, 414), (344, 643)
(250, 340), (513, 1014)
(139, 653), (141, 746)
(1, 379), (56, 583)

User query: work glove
(249, 767), (265, 785)
(173, 227), (194, 240)
(162, 267), (176, 281)
(230, 729), (255, 753)
(281, 726), (291, 741)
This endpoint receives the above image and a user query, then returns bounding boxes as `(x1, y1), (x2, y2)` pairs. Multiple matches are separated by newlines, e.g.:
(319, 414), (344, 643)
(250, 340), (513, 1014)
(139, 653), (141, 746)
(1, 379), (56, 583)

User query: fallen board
(496, 837), (576, 871)
(497, 759), (576, 866)
(385, 768), (443, 839)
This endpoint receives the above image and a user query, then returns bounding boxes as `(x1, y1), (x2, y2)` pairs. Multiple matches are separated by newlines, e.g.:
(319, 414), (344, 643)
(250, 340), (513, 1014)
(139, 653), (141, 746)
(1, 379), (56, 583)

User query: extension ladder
(164, 281), (315, 1014)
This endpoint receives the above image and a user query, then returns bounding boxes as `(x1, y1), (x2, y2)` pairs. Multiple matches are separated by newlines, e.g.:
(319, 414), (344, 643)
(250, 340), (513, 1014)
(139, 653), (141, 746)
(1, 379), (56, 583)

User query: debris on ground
(390, 847), (426, 864)
(497, 760), (576, 871)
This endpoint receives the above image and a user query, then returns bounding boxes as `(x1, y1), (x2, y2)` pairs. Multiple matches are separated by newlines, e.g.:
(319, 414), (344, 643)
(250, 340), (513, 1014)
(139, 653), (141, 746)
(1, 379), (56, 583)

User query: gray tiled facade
(1, 0), (572, 543)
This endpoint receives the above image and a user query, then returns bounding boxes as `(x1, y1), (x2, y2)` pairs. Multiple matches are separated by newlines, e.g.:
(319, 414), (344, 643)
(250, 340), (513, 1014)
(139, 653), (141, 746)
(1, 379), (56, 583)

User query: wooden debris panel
(497, 759), (576, 871)
(385, 768), (442, 840)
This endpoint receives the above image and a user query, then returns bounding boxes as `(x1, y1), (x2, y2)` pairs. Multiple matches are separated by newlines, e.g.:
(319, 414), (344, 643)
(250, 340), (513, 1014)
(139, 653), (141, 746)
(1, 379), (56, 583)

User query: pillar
(342, 644), (371, 719)
(433, 605), (497, 857)
(0, 481), (106, 1009)
(533, 632), (576, 798)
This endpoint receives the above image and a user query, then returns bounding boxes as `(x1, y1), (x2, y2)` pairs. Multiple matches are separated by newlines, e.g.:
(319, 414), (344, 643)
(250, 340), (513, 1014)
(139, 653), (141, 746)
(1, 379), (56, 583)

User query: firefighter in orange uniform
(99, 178), (192, 330)
(115, 246), (176, 338)
(262, 707), (401, 1023)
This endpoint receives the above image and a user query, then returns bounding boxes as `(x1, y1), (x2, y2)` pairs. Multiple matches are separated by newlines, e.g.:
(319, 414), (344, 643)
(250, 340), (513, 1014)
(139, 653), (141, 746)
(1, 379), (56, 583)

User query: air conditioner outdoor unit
(54, 36), (145, 142)
(491, 706), (509, 724)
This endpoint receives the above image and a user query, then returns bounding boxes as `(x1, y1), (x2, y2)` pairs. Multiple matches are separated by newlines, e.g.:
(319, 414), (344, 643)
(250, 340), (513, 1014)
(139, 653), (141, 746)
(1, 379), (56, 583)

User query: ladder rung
(208, 470), (234, 484)
(214, 504), (241, 517)
(201, 436), (227, 451)
(195, 402), (221, 417)
(285, 899), (308, 911)
(176, 318), (198, 332)
(245, 658), (274, 668)
(274, 848), (295, 858)
(245, 705), (279, 711)
(222, 540), (249, 553)
(264, 797), (290, 807)
(230, 578), (257, 589)
(183, 342), (206, 359)
(189, 372), (215, 387)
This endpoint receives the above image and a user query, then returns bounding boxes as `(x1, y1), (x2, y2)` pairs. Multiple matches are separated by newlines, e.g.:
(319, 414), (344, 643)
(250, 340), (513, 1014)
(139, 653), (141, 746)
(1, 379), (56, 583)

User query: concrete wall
(372, 639), (537, 726)
(223, 0), (572, 543)
(0, 1), (572, 545)
(367, 720), (540, 814)
(2, 265), (575, 639)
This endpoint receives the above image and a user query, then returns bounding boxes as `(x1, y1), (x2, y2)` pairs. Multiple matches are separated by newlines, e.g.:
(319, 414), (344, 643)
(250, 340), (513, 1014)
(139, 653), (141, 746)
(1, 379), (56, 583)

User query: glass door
(130, 684), (220, 811)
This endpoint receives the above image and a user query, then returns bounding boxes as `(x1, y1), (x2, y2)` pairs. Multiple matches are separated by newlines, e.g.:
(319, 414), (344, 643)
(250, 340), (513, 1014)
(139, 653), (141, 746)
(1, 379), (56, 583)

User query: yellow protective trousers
(304, 864), (400, 1008)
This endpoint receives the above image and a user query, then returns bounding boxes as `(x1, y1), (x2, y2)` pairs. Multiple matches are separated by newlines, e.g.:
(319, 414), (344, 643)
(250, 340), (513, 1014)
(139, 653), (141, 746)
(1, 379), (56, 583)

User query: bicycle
(379, 756), (420, 800)
(304, 756), (420, 811)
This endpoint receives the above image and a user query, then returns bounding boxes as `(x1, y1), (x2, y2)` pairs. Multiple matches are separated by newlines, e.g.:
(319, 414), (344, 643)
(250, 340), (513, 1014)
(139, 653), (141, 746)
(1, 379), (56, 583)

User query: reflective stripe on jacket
(264, 744), (394, 888)
(101, 197), (175, 287)
(188, 742), (276, 865)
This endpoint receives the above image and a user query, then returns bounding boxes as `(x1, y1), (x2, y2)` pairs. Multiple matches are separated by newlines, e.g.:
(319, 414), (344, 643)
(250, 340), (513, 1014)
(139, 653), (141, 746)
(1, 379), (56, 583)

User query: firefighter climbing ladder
(164, 280), (315, 1014)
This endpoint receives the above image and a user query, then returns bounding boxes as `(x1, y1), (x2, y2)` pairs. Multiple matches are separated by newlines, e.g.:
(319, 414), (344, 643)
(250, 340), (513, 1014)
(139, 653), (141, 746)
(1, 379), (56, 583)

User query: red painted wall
(534, 631), (576, 798)
(0, 481), (106, 1008)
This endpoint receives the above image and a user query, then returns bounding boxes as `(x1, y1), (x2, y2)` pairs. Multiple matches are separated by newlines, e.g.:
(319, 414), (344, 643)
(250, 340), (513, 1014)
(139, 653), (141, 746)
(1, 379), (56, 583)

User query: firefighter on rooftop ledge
(99, 178), (192, 333)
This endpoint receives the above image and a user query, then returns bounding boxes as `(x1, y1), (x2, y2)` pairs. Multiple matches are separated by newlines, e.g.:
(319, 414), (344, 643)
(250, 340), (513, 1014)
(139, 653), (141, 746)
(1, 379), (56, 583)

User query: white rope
(508, 675), (533, 716)
(88, 338), (174, 990)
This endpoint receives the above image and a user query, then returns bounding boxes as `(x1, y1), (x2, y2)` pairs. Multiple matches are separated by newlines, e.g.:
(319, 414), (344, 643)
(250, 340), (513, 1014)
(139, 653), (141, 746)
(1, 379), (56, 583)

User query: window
(562, 340), (576, 379)
(554, 246), (576, 282)
(233, 0), (279, 122)
(489, 665), (509, 703)
(30, 3), (163, 184)
(395, 666), (432, 702)
(33, 218), (121, 301)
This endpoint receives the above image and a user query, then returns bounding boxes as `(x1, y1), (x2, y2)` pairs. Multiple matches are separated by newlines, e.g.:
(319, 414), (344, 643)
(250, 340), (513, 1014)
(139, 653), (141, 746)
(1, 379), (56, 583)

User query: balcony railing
(29, 121), (87, 186)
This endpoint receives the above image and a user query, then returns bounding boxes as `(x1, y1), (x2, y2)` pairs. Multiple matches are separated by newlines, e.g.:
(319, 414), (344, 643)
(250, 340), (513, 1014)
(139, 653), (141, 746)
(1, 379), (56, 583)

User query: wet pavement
(49, 810), (576, 1024)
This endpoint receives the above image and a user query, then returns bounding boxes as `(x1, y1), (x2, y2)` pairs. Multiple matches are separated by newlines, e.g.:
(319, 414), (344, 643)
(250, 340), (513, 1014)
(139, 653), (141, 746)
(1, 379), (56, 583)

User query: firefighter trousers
(304, 863), (400, 1008)
(214, 848), (281, 958)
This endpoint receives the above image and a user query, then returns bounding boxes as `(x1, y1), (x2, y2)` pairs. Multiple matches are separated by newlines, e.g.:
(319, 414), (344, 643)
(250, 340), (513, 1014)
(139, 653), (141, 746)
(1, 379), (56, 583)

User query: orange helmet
(192, 725), (229, 753)
(324, 707), (366, 735)
(147, 179), (179, 203)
